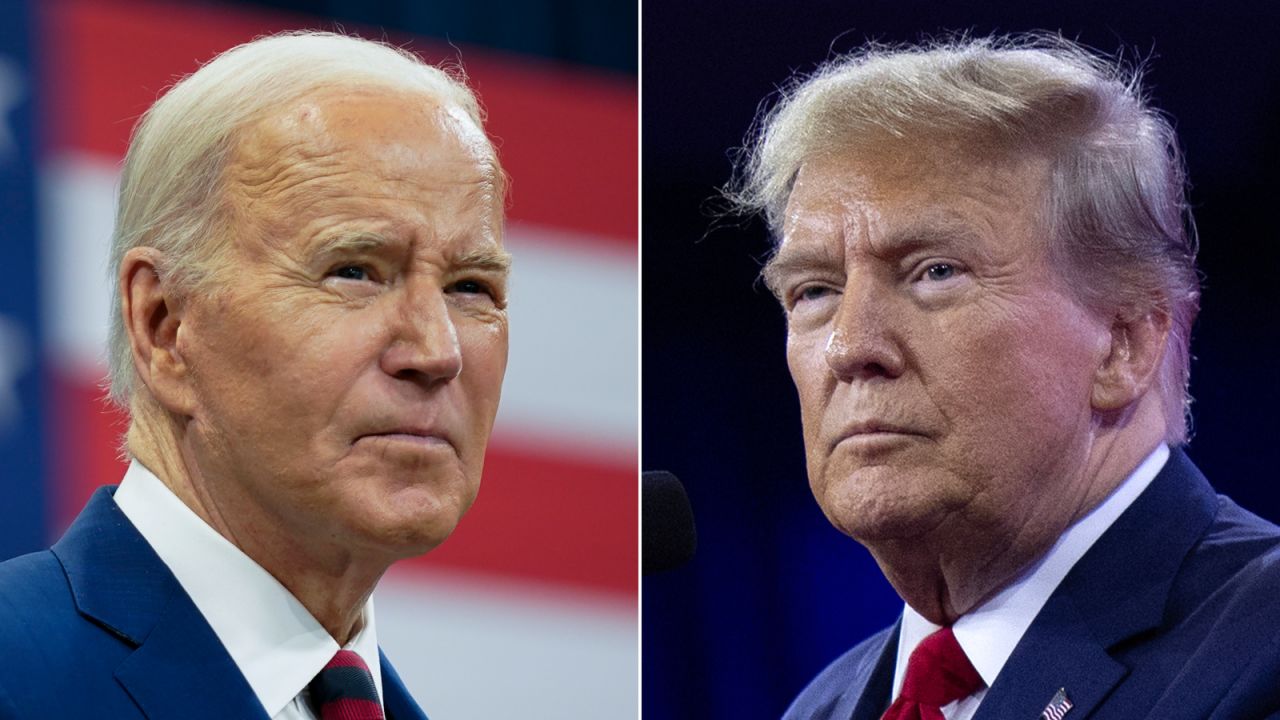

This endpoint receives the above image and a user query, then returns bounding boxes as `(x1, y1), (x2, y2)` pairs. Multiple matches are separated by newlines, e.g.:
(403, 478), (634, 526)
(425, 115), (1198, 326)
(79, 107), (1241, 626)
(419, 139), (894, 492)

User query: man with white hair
(734, 36), (1280, 719)
(0, 32), (511, 719)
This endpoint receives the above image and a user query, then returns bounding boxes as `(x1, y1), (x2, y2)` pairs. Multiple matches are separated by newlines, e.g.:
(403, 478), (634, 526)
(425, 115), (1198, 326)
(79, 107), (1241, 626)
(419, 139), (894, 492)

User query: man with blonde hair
(736, 36), (1280, 719)
(0, 32), (511, 720)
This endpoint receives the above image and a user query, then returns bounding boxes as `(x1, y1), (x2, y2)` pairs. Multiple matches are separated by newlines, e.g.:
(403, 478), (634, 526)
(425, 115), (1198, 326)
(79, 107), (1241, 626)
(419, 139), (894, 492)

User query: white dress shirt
(890, 444), (1170, 719)
(114, 460), (384, 720)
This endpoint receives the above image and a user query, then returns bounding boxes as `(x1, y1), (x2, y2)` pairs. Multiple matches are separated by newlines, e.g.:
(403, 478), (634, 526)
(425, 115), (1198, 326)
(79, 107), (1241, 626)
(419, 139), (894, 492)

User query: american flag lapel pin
(1038, 688), (1073, 720)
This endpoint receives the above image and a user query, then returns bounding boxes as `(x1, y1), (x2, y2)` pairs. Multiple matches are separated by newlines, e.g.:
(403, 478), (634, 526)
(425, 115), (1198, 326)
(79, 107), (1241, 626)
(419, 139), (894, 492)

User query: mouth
(356, 426), (456, 451)
(831, 421), (928, 450)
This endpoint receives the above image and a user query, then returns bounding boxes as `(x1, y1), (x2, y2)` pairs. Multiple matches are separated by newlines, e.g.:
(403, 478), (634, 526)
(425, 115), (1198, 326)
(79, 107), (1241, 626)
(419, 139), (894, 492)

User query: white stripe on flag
(375, 568), (636, 720)
(497, 223), (637, 455)
(39, 153), (117, 377)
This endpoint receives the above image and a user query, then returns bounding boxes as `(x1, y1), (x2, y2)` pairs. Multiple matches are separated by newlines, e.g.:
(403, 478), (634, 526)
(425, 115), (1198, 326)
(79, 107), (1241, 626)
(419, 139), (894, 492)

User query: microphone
(642, 471), (697, 575)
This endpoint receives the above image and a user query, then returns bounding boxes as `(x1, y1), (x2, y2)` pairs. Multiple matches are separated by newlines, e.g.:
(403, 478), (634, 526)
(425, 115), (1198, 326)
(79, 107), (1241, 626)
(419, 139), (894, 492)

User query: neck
(870, 394), (1167, 625)
(127, 405), (383, 645)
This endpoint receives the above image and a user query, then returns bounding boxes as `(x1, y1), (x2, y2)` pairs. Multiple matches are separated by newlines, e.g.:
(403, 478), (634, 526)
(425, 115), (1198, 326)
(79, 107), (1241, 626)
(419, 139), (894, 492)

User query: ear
(120, 247), (197, 416)
(1091, 305), (1172, 413)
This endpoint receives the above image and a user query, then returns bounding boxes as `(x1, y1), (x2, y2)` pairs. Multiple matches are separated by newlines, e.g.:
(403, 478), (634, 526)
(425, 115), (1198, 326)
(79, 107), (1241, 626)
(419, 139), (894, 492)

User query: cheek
(785, 330), (832, 476)
(189, 298), (381, 431)
(458, 320), (509, 424)
(931, 301), (1103, 462)
(1007, 305), (1103, 410)
(786, 331), (823, 420)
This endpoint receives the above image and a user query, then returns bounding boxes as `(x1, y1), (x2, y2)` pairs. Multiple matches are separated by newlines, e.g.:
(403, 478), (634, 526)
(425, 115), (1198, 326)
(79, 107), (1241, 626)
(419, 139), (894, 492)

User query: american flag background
(0, 1), (637, 717)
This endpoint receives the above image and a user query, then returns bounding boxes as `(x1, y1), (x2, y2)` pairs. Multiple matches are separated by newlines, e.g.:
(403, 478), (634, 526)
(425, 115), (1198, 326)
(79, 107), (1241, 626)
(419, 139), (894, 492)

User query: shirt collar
(114, 459), (383, 717)
(894, 443), (1170, 695)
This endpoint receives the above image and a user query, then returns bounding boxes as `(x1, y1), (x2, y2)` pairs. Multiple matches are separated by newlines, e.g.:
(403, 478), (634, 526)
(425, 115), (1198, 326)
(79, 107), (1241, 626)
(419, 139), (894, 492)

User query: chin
(815, 464), (962, 543)
(350, 483), (476, 559)
(356, 513), (462, 559)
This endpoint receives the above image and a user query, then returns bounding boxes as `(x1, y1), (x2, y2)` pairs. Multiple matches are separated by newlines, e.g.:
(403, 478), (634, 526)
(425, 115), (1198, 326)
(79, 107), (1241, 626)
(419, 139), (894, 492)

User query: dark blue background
(218, 0), (634, 73)
(641, 2), (1280, 718)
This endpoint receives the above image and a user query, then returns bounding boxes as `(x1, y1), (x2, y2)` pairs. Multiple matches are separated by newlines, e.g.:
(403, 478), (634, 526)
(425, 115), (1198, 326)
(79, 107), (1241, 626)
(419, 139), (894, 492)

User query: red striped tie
(309, 650), (386, 720)
(881, 626), (984, 720)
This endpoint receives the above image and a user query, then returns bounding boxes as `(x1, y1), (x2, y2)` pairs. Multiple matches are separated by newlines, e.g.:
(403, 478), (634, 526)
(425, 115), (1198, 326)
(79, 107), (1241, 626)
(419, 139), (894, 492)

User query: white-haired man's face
(767, 144), (1116, 560)
(171, 88), (510, 562)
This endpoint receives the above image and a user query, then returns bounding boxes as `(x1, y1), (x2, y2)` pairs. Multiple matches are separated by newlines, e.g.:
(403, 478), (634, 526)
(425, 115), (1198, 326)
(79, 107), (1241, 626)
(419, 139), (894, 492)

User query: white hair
(107, 31), (498, 409)
(731, 35), (1200, 444)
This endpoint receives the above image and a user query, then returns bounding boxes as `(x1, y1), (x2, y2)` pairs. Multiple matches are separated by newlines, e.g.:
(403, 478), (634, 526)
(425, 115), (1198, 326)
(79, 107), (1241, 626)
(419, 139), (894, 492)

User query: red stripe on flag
(41, 0), (636, 244)
(402, 441), (637, 596)
(49, 373), (636, 597)
(48, 374), (131, 533)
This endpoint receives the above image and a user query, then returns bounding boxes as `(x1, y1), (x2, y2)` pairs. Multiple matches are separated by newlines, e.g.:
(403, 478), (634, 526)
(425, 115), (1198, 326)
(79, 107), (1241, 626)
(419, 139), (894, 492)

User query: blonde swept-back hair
(107, 30), (501, 411)
(730, 34), (1201, 444)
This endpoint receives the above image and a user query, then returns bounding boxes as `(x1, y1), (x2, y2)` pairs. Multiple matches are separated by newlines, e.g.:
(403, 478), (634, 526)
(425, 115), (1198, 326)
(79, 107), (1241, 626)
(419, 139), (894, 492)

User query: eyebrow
(455, 248), (514, 274)
(760, 246), (840, 298)
(311, 231), (391, 257)
(763, 216), (988, 293)
(311, 233), (513, 272)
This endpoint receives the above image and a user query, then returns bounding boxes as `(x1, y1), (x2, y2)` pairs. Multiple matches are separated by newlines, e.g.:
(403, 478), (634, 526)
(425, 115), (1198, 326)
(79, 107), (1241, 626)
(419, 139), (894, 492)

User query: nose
(823, 274), (905, 381)
(379, 282), (463, 384)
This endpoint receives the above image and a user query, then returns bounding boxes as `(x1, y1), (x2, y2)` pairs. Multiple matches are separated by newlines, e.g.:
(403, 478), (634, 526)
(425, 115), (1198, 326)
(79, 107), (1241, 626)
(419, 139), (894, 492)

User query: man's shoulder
(1178, 491), (1280, 620)
(783, 623), (896, 720)
(1201, 493), (1280, 562)
(1079, 493), (1280, 717)
(0, 548), (106, 715)
(1097, 451), (1280, 619)
(0, 504), (158, 718)
(0, 548), (75, 627)
(1170, 493), (1280, 611)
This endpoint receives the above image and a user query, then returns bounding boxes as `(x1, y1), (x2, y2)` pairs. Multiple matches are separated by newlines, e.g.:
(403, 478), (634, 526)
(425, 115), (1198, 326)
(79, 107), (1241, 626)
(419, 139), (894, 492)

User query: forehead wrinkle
(226, 103), (343, 192)
(227, 99), (486, 207)
(223, 150), (360, 248)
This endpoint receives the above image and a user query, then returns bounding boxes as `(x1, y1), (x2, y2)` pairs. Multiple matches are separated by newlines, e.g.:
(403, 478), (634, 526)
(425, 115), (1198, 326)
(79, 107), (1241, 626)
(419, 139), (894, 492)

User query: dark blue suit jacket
(784, 449), (1280, 720)
(0, 487), (430, 720)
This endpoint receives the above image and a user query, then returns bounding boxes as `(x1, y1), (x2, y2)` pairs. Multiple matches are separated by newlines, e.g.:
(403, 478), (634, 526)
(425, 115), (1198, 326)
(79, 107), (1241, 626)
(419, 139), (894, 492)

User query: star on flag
(0, 316), (29, 432)
(0, 56), (23, 158)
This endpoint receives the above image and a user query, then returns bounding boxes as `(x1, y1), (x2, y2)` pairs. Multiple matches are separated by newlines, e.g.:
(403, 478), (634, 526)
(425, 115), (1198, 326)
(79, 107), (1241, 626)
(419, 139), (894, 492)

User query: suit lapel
(849, 622), (898, 720)
(973, 449), (1218, 720)
(380, 649), (430, 720)
(114, 593), (268, 720)
(52, 487), (268, 720)
(971, 594), (1127, 719)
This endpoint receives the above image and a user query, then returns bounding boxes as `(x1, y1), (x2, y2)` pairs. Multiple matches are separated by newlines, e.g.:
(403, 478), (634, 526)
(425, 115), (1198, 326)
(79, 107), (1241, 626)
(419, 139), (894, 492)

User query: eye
(329, 265), (371, 282)
(796, 285), (835, 303)
(448, 278), (507, 308)
(449, 278), (493, 296)
(923, 263), (956, 281)
(784, 283), (840, 314)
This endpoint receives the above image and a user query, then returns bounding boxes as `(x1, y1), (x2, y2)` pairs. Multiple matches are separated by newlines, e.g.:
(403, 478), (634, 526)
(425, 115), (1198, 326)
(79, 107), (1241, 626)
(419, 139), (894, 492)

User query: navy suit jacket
(0, 487), (430, 720)
(784, 449), (1280, 720)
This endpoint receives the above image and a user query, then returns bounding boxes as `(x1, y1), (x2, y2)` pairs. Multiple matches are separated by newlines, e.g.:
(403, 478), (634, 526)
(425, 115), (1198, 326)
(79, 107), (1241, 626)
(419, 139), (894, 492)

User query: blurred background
(643, 2), (1280, 719)
(0, 1), (635, 718)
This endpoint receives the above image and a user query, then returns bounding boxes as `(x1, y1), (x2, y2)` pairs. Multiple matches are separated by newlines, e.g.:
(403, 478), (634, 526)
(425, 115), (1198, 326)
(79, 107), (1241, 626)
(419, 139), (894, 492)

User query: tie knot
(899, 626), (984, 708)
(309, 650), (385, 720)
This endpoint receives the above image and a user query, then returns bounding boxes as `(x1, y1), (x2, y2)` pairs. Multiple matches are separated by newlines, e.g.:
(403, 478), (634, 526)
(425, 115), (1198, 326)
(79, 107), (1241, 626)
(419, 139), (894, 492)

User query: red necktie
(881, 626), (984, 720)
(308, 650), (386, 720)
